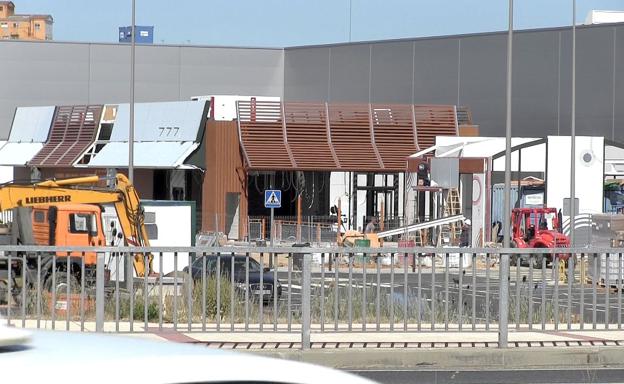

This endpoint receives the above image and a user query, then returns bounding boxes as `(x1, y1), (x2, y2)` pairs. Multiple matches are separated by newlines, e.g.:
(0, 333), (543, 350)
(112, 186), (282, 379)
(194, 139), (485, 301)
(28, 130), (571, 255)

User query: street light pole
(500, 0), (514, 349)
(129, 0), (135, 183)
(570, 0), (576, 246)
(126, 0), (136, 290)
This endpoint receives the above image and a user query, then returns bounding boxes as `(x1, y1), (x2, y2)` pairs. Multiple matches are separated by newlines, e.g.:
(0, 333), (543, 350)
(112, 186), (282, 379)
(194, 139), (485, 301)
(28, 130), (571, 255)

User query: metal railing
(248, 216), (339, 245)
(1, 245), (623, 348)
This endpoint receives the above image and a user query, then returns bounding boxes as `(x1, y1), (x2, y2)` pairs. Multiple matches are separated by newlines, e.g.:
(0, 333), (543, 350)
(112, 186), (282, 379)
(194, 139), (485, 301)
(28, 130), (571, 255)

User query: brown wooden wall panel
(203, 120), (248, 238)
(29, 105), (103, 167)
(459, 125), (480, 137)
(459, 158), (487, 173)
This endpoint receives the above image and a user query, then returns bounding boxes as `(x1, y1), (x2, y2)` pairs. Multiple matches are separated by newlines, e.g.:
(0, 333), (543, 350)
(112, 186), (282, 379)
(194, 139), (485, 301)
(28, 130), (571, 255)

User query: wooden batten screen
(237, 101), (459, 172)
(372, 104), (417, 170)
(29, 105), (103, 167)
(413, 105), (458, 151)
(328, 103), (381, 170)
(284, 102), (337, 169)
(237, 100), (290, 169)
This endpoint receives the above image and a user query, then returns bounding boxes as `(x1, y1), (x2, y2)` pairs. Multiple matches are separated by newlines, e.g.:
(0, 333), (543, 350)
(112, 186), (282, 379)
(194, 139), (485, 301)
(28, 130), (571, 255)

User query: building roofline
(284, 21), (624, 50)
(2, 14), (53, 21)
(0, 38), (282, 50)
(0, 20), (622, 50)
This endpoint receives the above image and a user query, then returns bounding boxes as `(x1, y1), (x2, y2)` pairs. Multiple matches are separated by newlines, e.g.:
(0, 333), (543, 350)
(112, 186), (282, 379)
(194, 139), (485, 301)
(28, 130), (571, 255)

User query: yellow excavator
(0, 173), (152, 296)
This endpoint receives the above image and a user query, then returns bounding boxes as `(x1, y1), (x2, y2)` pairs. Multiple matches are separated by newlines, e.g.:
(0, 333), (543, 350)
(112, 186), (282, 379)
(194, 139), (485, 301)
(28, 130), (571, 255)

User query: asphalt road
(350, 368), (624, 384)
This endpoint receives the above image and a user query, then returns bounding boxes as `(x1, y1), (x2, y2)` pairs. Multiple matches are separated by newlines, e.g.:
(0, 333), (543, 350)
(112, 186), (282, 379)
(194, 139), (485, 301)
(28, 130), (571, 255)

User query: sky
(12, 0), (624, 47)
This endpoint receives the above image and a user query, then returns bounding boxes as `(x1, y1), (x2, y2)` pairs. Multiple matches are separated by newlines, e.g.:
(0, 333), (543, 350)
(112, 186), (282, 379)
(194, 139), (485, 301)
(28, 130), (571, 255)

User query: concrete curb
(250, 347), (624, 370)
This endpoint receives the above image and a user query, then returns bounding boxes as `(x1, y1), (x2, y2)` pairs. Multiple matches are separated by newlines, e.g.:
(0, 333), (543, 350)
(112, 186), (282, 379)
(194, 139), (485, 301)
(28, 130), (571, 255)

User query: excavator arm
(111, 174), (153, 276)
(0, 173), (153, 276)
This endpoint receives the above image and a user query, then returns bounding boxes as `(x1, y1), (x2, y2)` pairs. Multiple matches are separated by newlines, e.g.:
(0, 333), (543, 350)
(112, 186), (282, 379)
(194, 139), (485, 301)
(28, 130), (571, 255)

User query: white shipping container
(103, 201), (194, 279)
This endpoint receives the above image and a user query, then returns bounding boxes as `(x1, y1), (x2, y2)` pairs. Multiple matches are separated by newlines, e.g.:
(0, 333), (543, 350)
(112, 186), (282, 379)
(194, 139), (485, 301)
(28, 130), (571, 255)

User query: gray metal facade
(0, 41), (284, 139)
(284, 23), (624, 141)
(2, 23), (624, 141)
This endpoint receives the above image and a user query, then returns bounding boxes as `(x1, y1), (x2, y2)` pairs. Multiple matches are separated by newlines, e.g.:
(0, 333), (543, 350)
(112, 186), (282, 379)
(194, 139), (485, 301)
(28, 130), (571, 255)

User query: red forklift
(510, 207), (571, 268)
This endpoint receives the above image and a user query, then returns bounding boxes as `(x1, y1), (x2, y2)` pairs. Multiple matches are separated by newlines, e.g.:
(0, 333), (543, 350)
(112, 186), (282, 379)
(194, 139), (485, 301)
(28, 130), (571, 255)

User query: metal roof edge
(0, 39), (283, 50)
(490, 137), (548, 160)
(605, 139), (624, 149)
(83, 141), (200, 169)
(2, 21), (621, 51)
(285, 22), (624, 49)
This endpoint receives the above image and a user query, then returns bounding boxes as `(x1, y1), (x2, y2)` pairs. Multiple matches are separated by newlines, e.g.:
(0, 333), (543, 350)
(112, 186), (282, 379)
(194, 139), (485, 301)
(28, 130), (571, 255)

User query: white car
(0, 324), (375, 384)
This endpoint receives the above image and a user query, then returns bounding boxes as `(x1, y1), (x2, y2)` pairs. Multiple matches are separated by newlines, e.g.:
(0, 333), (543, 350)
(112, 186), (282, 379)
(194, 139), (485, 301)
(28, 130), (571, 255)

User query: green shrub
(193, 274), (233, 320)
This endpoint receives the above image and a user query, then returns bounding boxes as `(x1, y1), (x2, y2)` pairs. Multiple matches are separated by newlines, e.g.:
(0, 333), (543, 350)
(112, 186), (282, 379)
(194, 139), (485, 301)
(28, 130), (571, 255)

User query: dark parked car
(184, 254), (282, 302)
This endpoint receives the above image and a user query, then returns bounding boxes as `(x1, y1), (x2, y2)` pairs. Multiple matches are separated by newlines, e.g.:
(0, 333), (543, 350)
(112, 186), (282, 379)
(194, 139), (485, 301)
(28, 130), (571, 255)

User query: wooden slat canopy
(237, 100), (459, 172)
(29, 105), (103, 167)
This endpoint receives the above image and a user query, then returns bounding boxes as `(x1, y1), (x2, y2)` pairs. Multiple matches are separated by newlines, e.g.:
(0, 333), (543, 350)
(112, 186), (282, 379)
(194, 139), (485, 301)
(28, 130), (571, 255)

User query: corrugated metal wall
(491, 184), (519, 226)
(203, 120), (248, 239)
(284, 24), (624, 141)
(0, 41), (284, 140)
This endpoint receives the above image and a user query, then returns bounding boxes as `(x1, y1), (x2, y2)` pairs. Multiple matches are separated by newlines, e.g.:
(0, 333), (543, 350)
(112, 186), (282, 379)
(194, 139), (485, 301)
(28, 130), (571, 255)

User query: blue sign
(264, 190), (282, 209)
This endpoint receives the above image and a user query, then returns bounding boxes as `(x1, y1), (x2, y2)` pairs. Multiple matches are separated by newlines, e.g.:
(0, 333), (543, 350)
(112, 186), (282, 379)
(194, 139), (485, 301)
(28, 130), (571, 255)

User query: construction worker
(460, 219), (472, 247)
(365, 217), (378, 234)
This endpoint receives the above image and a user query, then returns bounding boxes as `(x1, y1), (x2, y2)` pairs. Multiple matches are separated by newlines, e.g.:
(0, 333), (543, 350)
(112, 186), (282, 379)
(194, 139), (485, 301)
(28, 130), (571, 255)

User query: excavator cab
(31, 204), (106, 264)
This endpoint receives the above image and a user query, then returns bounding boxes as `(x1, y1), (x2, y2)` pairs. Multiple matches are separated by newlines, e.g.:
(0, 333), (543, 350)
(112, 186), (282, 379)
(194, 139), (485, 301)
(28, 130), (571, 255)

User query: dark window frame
(69, 213), (98, 236)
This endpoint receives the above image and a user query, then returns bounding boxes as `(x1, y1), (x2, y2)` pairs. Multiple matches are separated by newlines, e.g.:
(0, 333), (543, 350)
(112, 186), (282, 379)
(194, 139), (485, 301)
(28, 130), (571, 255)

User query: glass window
(145, 223), (158, 240)
(193, 257), (216, 272)
(144, 211), (156, 224)
(241, 257), (261, 272)
(194, 256), (262, 274)
(206, 258), (216, 271)
(219, 257), (231, 273)
(97, 123), (113, 141)
(69, 213), (98, 235)
(34, 23), (40, 31)
(33, 210), (45, 223)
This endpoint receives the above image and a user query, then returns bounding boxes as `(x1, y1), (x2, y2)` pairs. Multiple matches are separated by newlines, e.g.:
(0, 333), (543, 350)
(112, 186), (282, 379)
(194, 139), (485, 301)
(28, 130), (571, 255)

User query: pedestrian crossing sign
(264, 189), (281, 209)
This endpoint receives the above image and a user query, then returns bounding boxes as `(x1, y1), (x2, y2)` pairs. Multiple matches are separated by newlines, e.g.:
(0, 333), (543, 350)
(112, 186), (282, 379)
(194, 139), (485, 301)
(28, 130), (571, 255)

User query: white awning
(0, 142), (44, 166)
(112, 101), (206, 142)
(0, 106), (54, 166)
(83, 142), (199, 169)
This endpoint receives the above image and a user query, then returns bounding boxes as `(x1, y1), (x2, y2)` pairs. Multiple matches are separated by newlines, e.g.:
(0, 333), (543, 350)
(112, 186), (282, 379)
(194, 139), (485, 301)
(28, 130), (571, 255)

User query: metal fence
(248, 216), (339, 245)
(273, 220), (336, 245)
(1, 245), (623, 348)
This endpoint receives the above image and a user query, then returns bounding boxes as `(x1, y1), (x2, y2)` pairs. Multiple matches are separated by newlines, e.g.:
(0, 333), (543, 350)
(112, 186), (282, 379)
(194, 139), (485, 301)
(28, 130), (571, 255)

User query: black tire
(43, 271), (80, 294)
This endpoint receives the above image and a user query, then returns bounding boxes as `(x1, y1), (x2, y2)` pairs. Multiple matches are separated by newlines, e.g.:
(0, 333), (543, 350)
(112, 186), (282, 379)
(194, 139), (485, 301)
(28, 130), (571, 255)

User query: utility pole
(570, 0), (577, 246)
(126, 0), (136, 290)
(500, 0), (514, 349)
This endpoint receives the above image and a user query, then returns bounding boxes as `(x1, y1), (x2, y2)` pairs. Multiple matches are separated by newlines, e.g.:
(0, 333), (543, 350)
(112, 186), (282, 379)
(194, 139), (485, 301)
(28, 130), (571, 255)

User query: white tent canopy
(429, 136), (546, 173)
